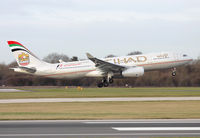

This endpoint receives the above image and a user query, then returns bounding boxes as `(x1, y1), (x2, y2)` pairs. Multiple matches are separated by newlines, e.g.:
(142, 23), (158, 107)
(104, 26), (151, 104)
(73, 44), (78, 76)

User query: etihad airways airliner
(7, 41), (193, 87)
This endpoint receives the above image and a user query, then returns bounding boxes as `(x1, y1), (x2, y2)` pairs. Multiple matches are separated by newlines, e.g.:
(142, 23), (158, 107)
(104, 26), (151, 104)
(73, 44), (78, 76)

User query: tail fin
(7, 41), (43, 67)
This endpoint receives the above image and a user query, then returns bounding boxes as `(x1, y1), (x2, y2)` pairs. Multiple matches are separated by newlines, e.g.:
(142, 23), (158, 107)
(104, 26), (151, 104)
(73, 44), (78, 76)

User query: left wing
(86, 53), (126, 73)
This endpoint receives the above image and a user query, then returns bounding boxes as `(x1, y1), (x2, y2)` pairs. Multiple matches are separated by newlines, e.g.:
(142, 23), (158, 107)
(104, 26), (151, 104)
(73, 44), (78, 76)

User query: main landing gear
(172, 67), (176, 76)
(97, 77), (114, 88)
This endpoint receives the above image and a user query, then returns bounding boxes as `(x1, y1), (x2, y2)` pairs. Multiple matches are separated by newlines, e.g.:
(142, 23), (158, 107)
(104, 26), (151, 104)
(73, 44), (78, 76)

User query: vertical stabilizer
(7, 41), (43, 67)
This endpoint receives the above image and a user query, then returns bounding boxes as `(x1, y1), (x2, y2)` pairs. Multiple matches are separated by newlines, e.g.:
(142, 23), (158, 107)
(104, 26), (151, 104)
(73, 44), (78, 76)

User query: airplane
(7, 41), (193, 87)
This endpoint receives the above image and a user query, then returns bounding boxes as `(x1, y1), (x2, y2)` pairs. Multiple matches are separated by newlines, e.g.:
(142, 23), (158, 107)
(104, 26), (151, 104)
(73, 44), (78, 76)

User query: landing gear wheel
(171, 67), (176, 77)
(103, 82), (109, 87)
(172, 72), (176, 76)
(97, 76), (113, 87)
(97, 83), (103, 88)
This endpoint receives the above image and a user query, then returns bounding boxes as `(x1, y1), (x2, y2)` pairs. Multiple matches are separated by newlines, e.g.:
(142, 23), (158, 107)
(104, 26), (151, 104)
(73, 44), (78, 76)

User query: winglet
(86, 53), (94, 59)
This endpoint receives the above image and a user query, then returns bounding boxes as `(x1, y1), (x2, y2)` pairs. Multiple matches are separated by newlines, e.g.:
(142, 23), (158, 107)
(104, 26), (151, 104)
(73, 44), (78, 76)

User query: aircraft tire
(172, 72), (176, 76)
(97, 83), (103, 88)
(103, 82), (109, 87)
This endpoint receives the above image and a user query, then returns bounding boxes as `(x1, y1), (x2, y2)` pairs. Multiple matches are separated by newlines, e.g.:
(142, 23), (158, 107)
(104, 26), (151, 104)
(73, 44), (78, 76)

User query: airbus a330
(7, 41), (193, 87)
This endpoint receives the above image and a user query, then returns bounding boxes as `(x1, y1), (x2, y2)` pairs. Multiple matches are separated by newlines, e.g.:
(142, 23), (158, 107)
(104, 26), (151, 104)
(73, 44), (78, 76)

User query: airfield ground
(0, 87), (200, 120)
(0, 101), (200, 120)
(0, 87), (200, 99)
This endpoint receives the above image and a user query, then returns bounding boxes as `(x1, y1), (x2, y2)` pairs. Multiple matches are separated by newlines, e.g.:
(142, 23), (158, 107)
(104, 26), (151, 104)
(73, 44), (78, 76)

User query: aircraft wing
(86, 53), (126, 73)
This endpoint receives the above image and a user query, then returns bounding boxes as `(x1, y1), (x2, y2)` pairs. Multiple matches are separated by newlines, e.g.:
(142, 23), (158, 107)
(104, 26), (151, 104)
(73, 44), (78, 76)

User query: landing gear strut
(97, 76), (114, 88)
(172, 67), (176, 76)
(109, 78), (114, 84)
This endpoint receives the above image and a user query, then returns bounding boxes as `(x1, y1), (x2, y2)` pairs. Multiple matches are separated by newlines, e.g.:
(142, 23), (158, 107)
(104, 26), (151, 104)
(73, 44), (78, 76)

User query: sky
(0, 0), (200, 64)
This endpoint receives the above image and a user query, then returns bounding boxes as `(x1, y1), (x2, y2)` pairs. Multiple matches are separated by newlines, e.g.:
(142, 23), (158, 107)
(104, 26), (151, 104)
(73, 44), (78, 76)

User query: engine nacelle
(122, 67), (144, 77)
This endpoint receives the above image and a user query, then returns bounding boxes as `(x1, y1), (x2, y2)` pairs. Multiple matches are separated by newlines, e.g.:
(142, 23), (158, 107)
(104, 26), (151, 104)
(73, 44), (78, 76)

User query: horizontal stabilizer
(19, 67), (36, 73)
(10, 67), (36, 73)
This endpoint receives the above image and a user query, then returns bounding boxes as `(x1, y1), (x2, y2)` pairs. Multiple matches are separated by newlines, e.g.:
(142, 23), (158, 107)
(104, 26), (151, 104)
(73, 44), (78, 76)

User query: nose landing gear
(172, 67), (176, 76)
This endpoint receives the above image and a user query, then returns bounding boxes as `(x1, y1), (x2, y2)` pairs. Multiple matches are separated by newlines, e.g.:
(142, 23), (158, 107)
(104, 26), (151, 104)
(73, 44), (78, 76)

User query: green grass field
(0, 87), (200, 120)
(0, 87), (200, 99)
(0, 101), (200, 120)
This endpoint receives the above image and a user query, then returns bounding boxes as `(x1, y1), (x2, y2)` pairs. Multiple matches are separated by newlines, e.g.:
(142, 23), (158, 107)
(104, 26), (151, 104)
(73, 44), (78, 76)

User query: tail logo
(18, 52), (30, 66)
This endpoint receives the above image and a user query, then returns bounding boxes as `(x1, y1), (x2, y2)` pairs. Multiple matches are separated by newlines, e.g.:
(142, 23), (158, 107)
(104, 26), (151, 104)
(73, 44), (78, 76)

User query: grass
(0, 87), (200, 99)
(0, 101), (200, 120)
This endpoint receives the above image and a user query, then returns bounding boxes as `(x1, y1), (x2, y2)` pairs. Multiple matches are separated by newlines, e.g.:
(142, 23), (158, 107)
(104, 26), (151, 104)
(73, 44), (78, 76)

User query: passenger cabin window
(183, 54), (187, 57)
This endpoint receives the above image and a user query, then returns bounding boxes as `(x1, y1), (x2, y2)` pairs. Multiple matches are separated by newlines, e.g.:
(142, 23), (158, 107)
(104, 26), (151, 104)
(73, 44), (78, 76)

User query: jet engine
(122, 67), (144, 77)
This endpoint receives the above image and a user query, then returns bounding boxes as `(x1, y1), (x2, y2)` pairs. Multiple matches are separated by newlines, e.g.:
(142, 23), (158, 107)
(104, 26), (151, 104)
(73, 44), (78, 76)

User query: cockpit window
(183, 54), (187, 57)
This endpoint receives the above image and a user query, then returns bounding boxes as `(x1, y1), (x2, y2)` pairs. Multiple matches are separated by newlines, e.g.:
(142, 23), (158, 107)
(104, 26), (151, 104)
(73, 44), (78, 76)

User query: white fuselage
(33, 52), (192, 79)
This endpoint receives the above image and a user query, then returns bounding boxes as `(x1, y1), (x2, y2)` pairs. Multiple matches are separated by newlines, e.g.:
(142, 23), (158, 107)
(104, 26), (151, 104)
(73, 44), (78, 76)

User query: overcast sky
(0, 0), (200, 63)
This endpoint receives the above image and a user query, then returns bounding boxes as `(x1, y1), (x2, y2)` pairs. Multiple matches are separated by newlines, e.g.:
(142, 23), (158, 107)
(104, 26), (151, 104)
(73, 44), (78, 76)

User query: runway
(1, 119), (200, 138)
(1, 97), (200, 103)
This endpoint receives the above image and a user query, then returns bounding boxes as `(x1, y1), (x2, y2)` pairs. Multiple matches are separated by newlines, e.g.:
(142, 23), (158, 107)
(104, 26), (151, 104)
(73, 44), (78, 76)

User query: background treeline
(0, 52), (200, 87)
